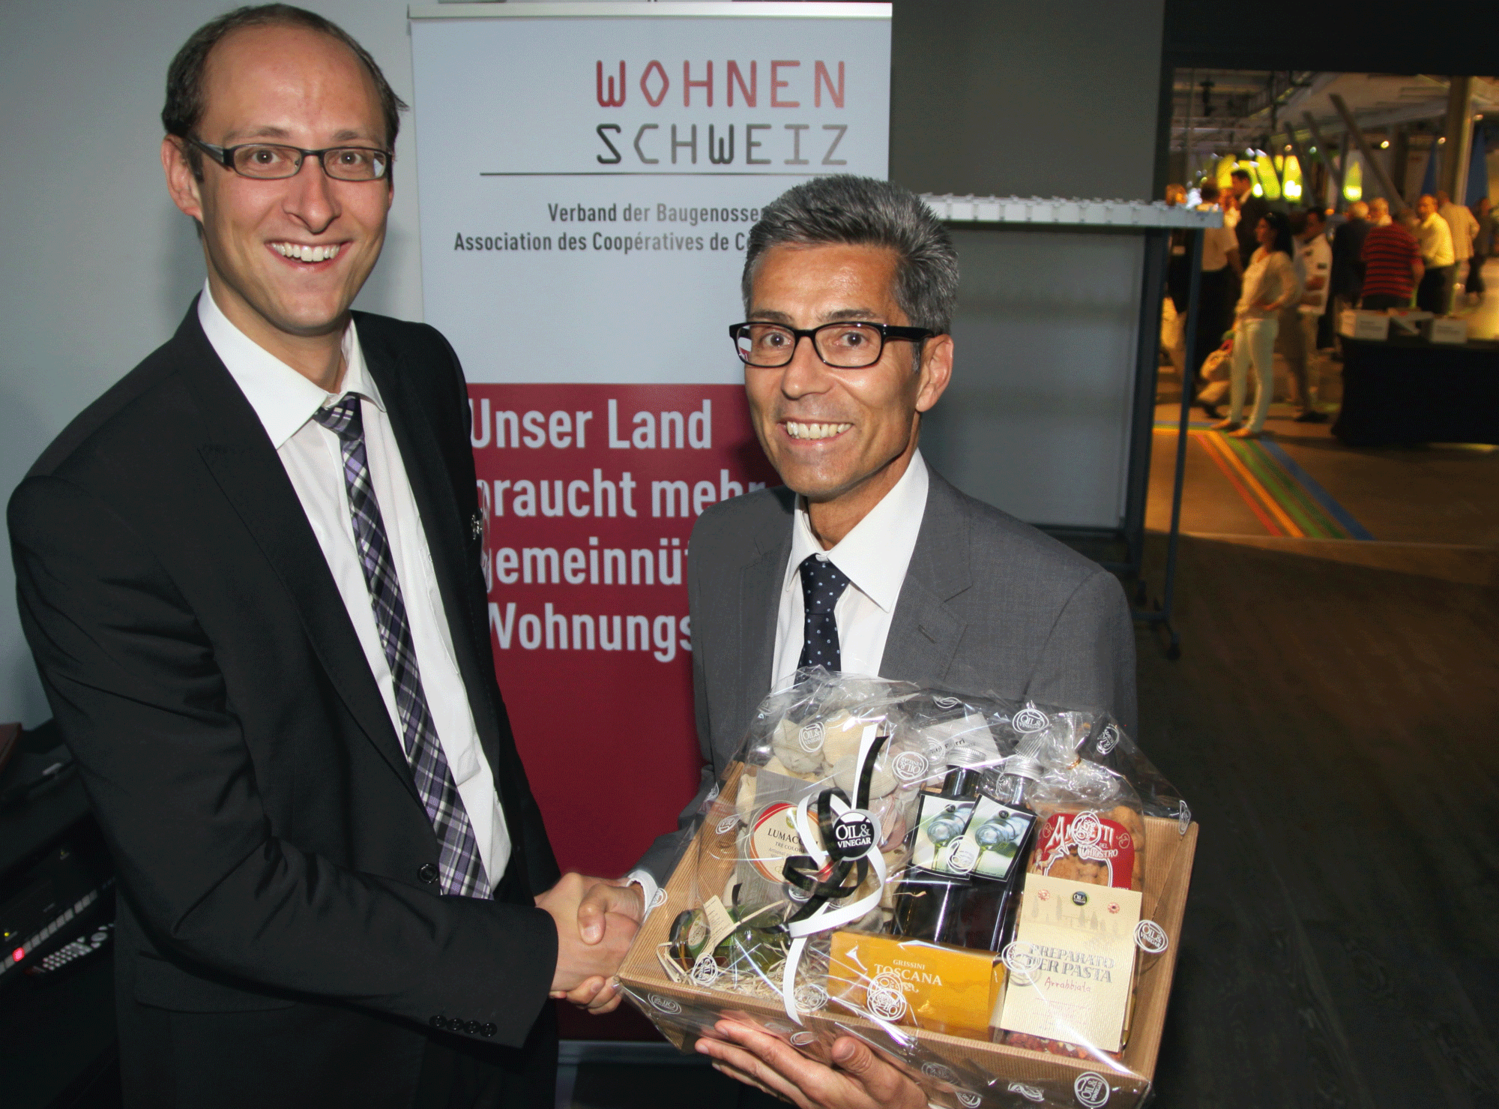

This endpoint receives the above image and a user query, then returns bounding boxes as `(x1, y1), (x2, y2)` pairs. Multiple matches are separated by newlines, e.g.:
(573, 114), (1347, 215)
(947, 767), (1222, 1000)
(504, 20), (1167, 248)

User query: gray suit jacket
(635, 469), (1137, 883)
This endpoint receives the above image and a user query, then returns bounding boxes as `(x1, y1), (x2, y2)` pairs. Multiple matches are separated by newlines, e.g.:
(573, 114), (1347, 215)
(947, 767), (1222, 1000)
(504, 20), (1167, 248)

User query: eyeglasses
(729, 321), (934, 369)
(188, 137), (392, 182)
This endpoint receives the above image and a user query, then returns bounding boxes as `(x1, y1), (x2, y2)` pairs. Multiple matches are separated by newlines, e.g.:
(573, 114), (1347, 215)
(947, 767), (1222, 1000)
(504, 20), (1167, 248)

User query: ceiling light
(1475, 113), (1484, 121)
(1438, 136), (1447, 144)
(1380, 140), (1391, 149)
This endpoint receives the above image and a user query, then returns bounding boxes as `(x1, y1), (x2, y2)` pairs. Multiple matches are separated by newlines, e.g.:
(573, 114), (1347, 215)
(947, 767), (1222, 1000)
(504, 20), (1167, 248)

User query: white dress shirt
(1418, 212), (1455, 267)
(1197, 203), (1239, 273)
(199, 285), (511, 893)
(1299, 234), (1332, 316)
(771, 449), (930, 686)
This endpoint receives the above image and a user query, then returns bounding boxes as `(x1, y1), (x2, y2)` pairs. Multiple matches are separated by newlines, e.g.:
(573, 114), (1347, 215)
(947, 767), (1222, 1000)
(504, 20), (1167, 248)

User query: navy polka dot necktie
(797, 555), (850, 672)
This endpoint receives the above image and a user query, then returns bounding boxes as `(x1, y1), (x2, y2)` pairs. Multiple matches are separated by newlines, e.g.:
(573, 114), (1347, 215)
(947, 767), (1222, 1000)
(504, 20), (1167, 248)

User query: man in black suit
(1230, 167), (1271, 263)
(8, 8), (635, 1107)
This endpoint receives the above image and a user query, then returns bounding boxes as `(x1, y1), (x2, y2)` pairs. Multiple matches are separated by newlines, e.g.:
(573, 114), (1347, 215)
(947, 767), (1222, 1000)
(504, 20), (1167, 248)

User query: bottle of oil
(890, 746), (986, 945)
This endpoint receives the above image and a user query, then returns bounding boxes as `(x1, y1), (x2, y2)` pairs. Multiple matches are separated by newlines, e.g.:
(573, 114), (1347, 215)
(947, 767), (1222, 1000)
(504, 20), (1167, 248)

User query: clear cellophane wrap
(618, 670), (1197, 1109)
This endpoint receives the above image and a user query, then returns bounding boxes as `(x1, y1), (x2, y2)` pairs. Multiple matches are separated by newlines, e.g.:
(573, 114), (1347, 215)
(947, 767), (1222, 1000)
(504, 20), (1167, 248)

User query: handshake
(535, 872), (645, 1015)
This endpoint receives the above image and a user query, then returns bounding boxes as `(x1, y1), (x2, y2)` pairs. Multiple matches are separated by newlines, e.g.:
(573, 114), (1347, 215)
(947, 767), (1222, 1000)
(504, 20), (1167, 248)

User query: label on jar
(701, 895), (737, 950)
(748, 802), (809, 884)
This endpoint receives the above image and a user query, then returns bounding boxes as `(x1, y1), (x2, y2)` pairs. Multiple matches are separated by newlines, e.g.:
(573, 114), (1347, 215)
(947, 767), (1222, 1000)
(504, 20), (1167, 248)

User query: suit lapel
(881, 473), (971, 686)
(734, 489), (795, 729)
(355, 320), (533, 839)
(174, 309), (418, 798)
(356, 325), (524, 824)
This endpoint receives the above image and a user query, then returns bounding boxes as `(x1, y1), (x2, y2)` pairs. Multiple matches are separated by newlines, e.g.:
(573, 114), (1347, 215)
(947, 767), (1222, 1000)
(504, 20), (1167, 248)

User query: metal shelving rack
(920, 194), (1221, 659)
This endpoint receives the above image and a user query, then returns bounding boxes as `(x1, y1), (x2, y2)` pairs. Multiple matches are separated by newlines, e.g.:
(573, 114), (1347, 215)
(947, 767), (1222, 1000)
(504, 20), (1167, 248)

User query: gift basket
(617, 671), (1197, 1109)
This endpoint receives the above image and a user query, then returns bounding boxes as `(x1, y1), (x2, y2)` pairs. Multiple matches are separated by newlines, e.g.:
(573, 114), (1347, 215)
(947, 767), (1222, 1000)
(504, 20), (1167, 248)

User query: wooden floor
(1138, 534), (1499, 1109)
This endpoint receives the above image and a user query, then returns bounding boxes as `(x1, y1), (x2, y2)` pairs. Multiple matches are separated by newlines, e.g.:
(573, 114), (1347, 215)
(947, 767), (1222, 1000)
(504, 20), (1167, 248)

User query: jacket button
(418, 863), (439, 884)
(466, 1020), (481, 1035)
(482, 1023), (497, 1038)
(430, 1015), (443, 1029)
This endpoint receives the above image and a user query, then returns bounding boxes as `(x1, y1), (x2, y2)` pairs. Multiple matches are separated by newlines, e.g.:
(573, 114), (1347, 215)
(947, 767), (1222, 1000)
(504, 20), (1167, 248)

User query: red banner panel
(470, 382), (779, 876)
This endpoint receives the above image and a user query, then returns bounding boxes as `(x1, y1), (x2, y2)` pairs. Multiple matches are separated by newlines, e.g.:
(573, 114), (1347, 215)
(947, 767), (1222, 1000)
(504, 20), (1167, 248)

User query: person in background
(1360, 207), (1424, 310)
(1193, 180), (1242, 418)
(1221, 185), (1242, 233)
(1289, 208), (1331, 423)
(1436, 189), (1478, 305)
(1468, 195), (1493, 299)
(1214, 211), (1298, 439)
(1414, 193), (1456, 313)
(1230, 167), (1270, 263)
(1164, 184), (1192, 374)
(1329, 200), (1371, 335)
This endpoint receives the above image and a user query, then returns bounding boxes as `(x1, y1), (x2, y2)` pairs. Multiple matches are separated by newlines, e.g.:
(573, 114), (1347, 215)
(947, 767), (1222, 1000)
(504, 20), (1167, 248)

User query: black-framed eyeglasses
(729, 321), (935, 369)
(188, 137), (392, 182)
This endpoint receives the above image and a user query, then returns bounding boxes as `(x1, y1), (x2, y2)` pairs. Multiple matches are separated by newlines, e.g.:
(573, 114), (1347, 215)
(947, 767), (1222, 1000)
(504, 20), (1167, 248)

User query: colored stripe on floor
(1153, 423), (1375, 540)
(1258, 440), (1376, 540)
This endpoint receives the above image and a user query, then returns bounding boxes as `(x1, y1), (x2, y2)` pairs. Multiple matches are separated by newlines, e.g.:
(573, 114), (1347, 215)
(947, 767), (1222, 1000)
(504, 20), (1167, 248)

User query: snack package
(618, 671), (1198, 1109)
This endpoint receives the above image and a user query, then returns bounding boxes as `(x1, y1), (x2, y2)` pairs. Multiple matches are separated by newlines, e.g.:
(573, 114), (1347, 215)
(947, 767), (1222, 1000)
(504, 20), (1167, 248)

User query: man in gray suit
(579, 178), (1137, 1103)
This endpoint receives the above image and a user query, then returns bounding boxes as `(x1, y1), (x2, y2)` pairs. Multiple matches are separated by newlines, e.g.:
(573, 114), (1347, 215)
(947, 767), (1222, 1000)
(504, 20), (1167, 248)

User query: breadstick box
(618, 671), (1198, 1109)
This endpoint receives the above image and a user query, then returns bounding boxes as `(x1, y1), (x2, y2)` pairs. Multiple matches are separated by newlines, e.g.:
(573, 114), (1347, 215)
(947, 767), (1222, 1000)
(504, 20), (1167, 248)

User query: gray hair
(741, 176), (959, 334)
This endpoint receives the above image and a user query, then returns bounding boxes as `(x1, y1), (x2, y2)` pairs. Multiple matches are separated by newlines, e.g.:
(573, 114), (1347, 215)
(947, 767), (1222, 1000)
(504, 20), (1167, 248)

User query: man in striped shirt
(1359, 208), (1424, 311)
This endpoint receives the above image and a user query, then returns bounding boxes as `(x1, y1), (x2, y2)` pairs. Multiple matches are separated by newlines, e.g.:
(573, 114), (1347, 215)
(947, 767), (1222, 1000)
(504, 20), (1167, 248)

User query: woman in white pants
(1216, 211), (1299, 438)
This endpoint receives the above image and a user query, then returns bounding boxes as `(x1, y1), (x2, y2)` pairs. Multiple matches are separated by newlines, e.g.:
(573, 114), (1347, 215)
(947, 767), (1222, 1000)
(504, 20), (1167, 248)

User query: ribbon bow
(775, 722), (890, 1024)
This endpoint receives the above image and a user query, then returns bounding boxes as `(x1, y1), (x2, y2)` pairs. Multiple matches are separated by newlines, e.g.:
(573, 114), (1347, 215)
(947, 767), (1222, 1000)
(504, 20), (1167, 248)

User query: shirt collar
(197, 281), (384, 450)
(782, 450), (930, 613)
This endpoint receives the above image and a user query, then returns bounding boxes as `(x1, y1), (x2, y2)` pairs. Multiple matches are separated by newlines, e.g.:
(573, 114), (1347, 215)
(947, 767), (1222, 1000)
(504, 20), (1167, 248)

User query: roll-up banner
(409, 3), (892, 875)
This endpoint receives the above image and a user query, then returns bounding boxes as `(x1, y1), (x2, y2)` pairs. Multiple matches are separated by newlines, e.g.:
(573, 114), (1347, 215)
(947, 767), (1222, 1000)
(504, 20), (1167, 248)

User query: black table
(1333, 335), (1499, 447)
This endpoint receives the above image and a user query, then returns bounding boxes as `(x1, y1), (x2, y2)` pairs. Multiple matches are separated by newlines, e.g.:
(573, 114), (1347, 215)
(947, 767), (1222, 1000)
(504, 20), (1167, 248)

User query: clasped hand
(534, 872), (644, 1015)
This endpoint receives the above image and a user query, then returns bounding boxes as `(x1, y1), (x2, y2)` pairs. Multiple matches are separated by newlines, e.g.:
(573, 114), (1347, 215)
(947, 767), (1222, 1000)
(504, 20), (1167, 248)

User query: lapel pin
(470, 512), (484, 541)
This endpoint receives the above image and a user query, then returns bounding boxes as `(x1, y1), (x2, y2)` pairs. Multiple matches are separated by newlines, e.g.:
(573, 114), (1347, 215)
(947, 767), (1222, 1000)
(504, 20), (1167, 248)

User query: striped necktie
(312, 395), (485, 897)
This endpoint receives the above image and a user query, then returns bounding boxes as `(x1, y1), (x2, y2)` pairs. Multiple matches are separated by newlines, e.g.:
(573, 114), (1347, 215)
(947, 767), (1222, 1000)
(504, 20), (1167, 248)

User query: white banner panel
(411, 2), (891, 384)
(409, 3), (890, 876)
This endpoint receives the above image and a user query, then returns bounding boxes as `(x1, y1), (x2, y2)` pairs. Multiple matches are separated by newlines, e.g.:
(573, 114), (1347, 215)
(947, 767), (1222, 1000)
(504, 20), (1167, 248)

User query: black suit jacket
(9, 304), (561, 1108)
(1236, 194), (1272, 261)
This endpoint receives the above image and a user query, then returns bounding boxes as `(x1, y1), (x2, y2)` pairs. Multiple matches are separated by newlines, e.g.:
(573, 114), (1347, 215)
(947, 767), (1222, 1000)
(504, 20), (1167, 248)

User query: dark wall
(1164, 0), (1498, 75)
(890, 0), (1167, 200)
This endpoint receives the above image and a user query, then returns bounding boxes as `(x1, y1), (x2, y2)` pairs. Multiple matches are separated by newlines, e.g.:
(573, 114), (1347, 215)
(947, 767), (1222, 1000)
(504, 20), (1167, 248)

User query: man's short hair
(742, 175), (959, 334)
(1199, 180), (1220, 202)
(163, 4), (407, 177)
(1230, 168), (1252, 182)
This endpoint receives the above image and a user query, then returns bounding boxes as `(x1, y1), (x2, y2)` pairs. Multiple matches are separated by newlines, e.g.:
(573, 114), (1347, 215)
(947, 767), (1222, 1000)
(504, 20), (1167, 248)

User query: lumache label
(997, 873), (1142, 1053)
